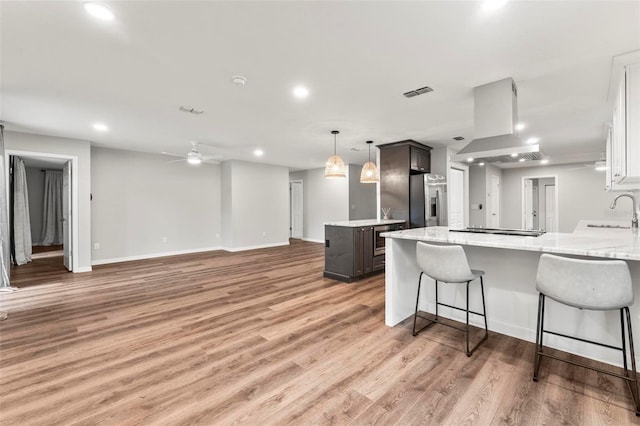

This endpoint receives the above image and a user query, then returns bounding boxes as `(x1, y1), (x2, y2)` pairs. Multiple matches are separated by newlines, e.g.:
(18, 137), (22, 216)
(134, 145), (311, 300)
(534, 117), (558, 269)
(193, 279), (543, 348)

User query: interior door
(490, 175), (500, 228)
(448, 168), (464, 228)
(289, 181), (303, 239)
(62, 161), (72, 271)
(524, 179), (533, 230)
(545, 184), (556, 232)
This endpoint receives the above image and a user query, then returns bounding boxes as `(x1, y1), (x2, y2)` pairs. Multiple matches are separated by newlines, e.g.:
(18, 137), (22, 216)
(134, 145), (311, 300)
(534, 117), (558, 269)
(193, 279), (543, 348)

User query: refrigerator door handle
(435, 189), (439, 226)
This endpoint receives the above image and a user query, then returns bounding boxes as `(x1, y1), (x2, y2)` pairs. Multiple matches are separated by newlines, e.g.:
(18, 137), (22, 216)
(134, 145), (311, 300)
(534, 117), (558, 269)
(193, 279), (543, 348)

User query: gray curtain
(0, 125), (11, 288)
(13, 157), (32, 265)
(40, 171), (63, 246)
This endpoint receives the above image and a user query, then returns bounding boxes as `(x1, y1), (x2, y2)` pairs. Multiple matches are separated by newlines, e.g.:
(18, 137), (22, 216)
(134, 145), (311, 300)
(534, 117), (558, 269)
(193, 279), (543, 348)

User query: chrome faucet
(609, 193), (639, 234)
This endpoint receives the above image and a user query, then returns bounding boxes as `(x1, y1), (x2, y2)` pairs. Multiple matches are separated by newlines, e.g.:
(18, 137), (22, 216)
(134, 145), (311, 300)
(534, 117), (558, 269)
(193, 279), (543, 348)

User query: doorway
(449, 168), (465, 228)
(489, 175), (500, 228)
(289, 180), (303, 239)
(6, 151), (77, 273)
(522, 175), (558, 231)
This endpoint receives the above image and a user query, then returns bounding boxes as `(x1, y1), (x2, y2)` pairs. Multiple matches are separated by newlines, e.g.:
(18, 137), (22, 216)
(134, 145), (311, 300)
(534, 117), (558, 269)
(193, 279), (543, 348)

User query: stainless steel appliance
(373, 225), (393, 256)
(424, 174), (447, 227)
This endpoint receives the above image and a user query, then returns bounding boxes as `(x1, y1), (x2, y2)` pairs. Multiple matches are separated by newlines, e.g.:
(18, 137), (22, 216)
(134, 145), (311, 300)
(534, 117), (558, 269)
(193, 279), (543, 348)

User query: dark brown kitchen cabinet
(324, 222), (405, 282)
(379, 140), (432, 228)
(410, 146), (431, 173)
(353, 226), (373, 277)
(324, 225), (373, 282)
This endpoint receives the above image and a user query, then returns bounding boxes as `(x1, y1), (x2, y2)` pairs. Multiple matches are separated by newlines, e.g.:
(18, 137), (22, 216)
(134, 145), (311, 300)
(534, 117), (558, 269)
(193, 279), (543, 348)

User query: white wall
(5, 131), (92, 271)
(25, 167), (44, 244)
(91, 147), (221, 263)
(348, 164), (376, 220)
(289, 168), (349, 242)
(222, 160), (289, 250)
(501, 163), (628, 232)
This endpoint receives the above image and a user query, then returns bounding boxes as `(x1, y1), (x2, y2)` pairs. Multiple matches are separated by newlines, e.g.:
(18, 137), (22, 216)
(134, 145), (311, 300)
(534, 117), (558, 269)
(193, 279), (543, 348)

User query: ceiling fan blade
(202, 159), (221, 165)
(567, 164), (594, 171)
(167, 158), (187, 163)
(162, 151), (186, 159)
(201, 154), (224, 161)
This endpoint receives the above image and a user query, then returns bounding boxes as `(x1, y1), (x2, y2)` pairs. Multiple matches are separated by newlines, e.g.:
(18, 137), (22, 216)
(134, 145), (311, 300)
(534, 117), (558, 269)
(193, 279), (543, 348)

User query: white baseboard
(222, 241), (290, 252)
(73, 266), (93, 273)
(302, 238), (324, 244)
(91, 246), (223, 266)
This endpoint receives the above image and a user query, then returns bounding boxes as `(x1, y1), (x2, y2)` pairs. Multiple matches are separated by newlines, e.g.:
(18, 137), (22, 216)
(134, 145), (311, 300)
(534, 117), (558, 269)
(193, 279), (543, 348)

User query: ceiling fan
(162, 141), (223, 165)
(567, 154), (607, 172)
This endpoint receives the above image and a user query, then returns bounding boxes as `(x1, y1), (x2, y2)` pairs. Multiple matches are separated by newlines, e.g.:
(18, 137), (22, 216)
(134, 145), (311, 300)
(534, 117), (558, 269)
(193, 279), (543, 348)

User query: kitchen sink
(450, 227), (546, 237)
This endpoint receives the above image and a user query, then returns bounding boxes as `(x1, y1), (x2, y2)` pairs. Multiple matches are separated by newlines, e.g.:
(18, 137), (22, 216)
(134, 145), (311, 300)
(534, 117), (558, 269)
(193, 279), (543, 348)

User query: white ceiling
(1, 1), (639, 170)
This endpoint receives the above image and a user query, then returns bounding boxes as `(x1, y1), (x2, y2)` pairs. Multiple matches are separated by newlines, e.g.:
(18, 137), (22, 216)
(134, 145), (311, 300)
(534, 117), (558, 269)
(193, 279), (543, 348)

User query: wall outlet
(162, 237), (167, 243)
(215, 233), (220, 239)
(94, 243), (100, 250)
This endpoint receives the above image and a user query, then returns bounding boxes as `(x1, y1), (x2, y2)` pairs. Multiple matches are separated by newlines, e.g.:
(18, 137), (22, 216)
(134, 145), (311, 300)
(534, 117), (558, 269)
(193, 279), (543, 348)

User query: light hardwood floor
(1, 240), (638, 425)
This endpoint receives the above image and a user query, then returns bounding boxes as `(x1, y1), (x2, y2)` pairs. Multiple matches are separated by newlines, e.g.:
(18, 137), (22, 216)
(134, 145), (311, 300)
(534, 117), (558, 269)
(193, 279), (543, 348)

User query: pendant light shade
(325, 130), (346, 178)
(360, 141), (379, 183)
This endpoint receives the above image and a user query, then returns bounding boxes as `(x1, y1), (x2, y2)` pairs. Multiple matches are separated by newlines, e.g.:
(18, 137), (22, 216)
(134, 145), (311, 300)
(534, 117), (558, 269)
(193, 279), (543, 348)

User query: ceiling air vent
(179, 105), (204, 115)
(403, 86), (433, 98)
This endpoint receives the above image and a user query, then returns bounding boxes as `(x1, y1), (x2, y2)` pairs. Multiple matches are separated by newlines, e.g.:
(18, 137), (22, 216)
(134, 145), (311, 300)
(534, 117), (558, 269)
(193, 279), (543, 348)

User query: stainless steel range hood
(452, 77), (543, 164)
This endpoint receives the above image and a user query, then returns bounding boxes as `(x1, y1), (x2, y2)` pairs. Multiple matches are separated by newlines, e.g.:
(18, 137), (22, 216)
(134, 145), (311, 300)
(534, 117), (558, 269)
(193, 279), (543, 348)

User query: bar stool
(413, 242), (488, 356)
(533, 253), (640, 416)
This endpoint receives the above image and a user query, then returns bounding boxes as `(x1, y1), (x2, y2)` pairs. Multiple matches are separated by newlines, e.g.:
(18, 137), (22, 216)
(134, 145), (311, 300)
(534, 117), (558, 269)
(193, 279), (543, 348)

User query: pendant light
(360, 141), (379, 183)
(325, 130), (346, 178)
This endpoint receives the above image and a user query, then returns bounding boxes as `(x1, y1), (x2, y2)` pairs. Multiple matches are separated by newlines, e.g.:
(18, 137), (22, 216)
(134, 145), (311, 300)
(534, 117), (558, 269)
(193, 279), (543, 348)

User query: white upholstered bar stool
(413, 242), (488, 357)
(533, 253), (640, 416)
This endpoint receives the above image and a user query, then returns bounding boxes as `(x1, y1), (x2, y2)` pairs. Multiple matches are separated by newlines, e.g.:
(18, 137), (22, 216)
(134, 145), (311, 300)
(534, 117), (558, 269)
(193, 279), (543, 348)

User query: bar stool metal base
(533, 293), (640, 416)
(412, 272), (489, 357)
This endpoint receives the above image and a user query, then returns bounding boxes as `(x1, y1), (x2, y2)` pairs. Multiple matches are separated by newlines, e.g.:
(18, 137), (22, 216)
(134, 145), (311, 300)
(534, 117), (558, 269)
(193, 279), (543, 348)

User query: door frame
(5, 150), (79, 272)
(489, 174), (500, 228)
(289, 180), (303, 239)
(520, 174), (559, 232)
(449, 162), (469, 227)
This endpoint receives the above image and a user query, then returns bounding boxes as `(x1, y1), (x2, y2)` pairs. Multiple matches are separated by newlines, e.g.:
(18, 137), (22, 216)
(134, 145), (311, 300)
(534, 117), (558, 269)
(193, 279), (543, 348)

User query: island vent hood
(452, 77), (542, 164)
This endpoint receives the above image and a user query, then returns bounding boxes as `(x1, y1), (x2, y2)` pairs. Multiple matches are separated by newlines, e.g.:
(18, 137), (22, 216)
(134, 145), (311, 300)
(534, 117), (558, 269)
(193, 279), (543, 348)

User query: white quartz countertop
(325, 219), (406, 227)
(381, 226), (640, 261)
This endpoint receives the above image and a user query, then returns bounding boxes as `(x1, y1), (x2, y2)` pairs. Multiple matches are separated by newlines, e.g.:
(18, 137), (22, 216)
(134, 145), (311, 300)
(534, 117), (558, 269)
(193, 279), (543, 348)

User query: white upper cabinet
(607, 53), (640, 191)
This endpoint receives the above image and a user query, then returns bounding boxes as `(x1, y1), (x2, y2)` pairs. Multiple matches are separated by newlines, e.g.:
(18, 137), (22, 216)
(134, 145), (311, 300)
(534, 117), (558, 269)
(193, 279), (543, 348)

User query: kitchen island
(382, 226), (640, 367)
(324, 219), (405, 282)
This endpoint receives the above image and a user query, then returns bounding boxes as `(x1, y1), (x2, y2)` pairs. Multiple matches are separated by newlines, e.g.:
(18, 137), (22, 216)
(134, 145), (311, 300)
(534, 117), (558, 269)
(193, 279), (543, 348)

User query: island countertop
(325, 219), (405, 227)
(382, 225), (640, 368)
(381, 226), (640, 261)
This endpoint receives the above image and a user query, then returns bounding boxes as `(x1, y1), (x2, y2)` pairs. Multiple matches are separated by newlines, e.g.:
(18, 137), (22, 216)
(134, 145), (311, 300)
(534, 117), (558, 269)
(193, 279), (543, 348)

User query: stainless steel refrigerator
(408, 173), (447, 228)
(424, 174), (447, 226)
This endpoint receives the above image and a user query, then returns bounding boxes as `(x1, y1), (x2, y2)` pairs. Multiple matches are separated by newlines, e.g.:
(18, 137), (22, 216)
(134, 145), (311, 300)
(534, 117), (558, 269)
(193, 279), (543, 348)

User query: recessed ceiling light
(478, 162), (486, 166)
(231, 75), (247, 86)
(526, 137), (540, 145)
(83, 2), (114, 21)
(510, 153), (518, 158)
(253, 148), (264, 157)
(515, 123), (525, 131)
(540, 159), (549, 165)
(519, 158), (526, 162)
(482, 0), (509, 11)
(293, 86), (309, 99)
(92, 123), (108, 132)
(466, 157), (474, 163)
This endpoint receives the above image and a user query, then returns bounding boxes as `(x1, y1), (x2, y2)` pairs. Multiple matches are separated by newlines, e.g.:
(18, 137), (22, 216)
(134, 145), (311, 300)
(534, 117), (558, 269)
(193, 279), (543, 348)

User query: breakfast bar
(382, 225), (640, 367)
